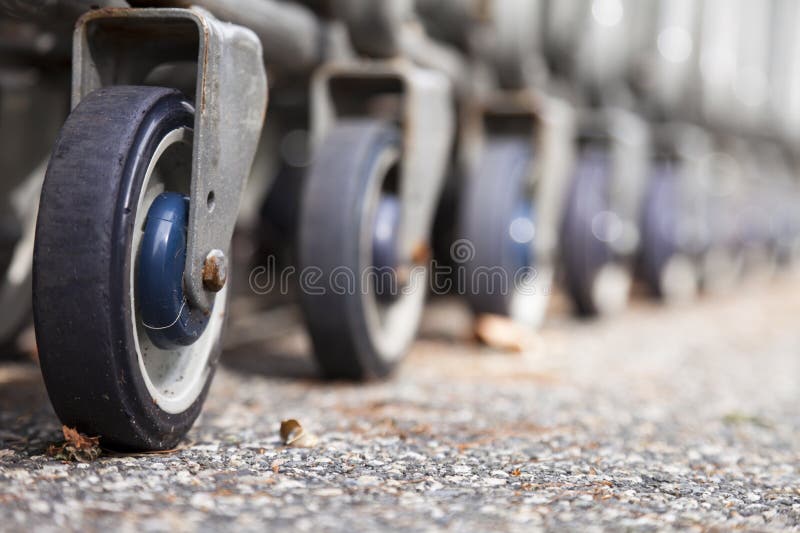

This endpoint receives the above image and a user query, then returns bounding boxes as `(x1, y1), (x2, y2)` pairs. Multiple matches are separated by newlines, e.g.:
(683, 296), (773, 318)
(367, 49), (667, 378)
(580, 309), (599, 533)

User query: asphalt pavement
(1, 277), (799, 532)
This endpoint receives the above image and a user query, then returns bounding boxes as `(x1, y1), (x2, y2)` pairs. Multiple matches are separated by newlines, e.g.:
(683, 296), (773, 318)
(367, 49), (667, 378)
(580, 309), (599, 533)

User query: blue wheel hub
(509, 201), (536, 271)
(138, 192), (209, 349)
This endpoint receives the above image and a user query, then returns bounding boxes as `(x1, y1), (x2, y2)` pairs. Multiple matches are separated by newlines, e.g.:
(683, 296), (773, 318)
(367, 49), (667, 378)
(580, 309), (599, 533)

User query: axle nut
(202, 249), (228, 292)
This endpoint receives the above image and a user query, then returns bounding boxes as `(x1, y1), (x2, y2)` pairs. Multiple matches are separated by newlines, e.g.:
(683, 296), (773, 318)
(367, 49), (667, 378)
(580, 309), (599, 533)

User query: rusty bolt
(202, 249), (227, 292)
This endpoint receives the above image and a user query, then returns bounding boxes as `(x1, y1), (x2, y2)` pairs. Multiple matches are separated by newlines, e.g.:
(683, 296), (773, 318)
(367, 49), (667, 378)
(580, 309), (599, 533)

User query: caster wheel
(561, 147), (631, 316)
(459, 139), (549, 326)
(34, 86), (228, 451)
(299, 120), (425, 380)
(640, 162), (699, 303)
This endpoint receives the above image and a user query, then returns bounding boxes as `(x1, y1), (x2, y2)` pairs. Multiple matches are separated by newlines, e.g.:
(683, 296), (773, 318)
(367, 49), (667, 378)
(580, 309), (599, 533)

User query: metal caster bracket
(72, 7), (268, 311)
(311, 60), (454, 265)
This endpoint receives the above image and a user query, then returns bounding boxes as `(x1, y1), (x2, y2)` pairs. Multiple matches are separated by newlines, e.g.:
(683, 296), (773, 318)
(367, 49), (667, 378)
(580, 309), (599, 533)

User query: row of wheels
(21, 84), (792, 451)
(457, 135), (791, 321)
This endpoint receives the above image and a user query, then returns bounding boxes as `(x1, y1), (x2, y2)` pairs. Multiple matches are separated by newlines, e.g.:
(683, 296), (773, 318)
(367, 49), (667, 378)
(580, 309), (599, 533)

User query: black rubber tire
(33, 86), (221, 451)
(640, 162), (681, 298)
(298, 119), (410, 380)
(459, 139), (533, 317)
(560, 147), (616, 316)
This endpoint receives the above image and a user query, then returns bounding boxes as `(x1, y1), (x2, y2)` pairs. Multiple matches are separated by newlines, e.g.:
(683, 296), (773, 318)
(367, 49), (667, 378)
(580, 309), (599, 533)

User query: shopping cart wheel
(33, 86), (227, 451)
(299, 120), (425, 380)
(640, 162), (699, 303)
(561, 146), (631, 316)
(459, 139), (549, 326)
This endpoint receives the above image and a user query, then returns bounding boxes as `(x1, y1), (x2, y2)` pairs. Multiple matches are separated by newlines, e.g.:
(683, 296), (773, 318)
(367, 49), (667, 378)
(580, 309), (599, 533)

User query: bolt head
(202, 249), (227, 292)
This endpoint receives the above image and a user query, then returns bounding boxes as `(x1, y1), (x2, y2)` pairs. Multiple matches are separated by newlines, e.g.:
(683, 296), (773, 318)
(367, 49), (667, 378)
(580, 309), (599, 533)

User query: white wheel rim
(361, 147), (425, 363)
(130, 127), (226, 414)
(591, 262), (632, 315)
(509, 265), (553, 328)
(509, 180), (548, 328)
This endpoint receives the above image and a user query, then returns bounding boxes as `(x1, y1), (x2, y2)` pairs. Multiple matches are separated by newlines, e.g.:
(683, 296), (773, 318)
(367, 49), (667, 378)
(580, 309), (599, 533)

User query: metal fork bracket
(72, 7), (268, 311)
(577, 109), (651, 258)
(460, 89), (576, 266)
(311, 61), (454, 266)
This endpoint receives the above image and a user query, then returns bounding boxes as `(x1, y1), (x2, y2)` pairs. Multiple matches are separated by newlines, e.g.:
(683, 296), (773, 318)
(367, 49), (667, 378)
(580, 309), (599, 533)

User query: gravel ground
(1, 277), (799, 532)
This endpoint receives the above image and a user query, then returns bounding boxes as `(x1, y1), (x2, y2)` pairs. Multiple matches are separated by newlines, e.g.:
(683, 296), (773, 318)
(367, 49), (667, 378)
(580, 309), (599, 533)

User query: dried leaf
(62, 426), (94, 448)
(279, 419), (301, 442)
(47, 426), (101, 462)
(473, 314), (533, 352)
(279, 419), (318, 448)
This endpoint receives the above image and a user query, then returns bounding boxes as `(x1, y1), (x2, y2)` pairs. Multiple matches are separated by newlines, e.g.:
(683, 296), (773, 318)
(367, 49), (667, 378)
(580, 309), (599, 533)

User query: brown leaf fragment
(411, 242), (432, 265)
(473, 314), (534, 353)
(279, 419), (301, 442)
(47, 426), (102, 462)
(279, 419), (318, 448)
